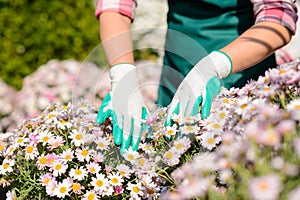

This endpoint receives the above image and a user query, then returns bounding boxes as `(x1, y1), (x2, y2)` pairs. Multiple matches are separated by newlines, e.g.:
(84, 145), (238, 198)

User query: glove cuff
(210, 50), (232, 78)
(110, 63), (137, 89)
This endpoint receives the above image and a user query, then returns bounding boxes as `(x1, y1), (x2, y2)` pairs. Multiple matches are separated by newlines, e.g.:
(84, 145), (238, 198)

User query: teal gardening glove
(166, 51), (232, 124)
(96, 64), (149, 154)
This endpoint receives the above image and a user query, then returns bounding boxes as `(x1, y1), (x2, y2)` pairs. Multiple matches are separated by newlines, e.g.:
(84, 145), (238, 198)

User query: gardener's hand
(166, 51), (232, 125)
(96, 64), (148, 154)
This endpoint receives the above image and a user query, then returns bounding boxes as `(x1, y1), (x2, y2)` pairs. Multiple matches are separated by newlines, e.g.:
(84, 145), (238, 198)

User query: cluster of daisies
(1, 59), (300, 200)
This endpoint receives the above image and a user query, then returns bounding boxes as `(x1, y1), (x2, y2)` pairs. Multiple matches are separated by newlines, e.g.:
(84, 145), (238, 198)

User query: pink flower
(249, 174), (281, 200)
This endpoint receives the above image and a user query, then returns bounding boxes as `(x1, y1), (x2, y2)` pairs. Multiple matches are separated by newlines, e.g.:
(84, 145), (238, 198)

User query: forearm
(99, 11), (134, 66)
(221, 21), (292, 74)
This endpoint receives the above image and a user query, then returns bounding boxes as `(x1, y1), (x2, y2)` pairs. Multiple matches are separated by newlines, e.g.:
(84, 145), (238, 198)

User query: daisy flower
(180, 124), (199, 135)
(123, 147), (140, 163)
(139, 143), (154, 154)
(108, 172), (124, 186)
(173, 137), (191, 154)
(15, 136), (28, 147)
(0, 158), (15, 175)
(200, 131), (221, 151)
(0, 141), (6, 156)
(91, 151), (104, 163)
(50, 160), (68, 177)
(82, 190), (99, 200)
(25, 143), (39, 160)
(56, 118), (72, 130)
(165, 125), (178, 137)
(69, 128), (85, 147)
(286, 99), (300, 120)
(86, 162), (101, 174)
(71, 182), (84, 194)
(38, 130), (53, 146)
(45, 180), (57, 197)
(116, 164), (132, 178)
(45, 111), (59, 124)
(91, 173), (110, 192)
(36, 153), (48, 170)
(94, 137), (110, 151)
(235, 96), (251, 115)
(60, 148), (73, 163)
(183, 116), (198, 125)
(75, 147), (90, 162)
(53, 179), (71, 198)
(163, 148), (180, 166)
(249, 174), (281, 200)
(69, 166), (88, 181)
(5, 145), (16, 157)
(47, 135), (64, 150)
(40, 173), (54, 187)
(46, 153), (59, 167)
(126, 182), (144, 199)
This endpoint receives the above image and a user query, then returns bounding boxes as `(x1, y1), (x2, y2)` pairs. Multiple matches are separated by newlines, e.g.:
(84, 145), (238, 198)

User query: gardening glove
(96, 63), (149, 154)
(166, 50), (232, 125)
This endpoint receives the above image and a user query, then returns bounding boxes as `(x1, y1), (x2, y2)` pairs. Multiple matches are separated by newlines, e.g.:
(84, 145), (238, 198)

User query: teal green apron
(156, 0), (276, 106)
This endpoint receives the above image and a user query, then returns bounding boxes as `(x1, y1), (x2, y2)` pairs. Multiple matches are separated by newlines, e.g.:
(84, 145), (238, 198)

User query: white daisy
(75, 147), (90, 162)
(82, 190), (99, 200)
(36, 153), (48, 170)
(38, 130), (53, 146)
(14, 136), (28, 147)
(40, 173), (54, 187)
(180, 124), (199, 135)
(47, 136), (64, 150)
(56, 119), (72, 130)
(69, 128), (85, 147)
(45, 111), (59, 124)
(94, 137), (110, 151)
(164, 125), (178, 137)
(25, 143), (39, 160)
(86, 162), (101, 174)
(108, 172), (124, 186)
(0, 158), (15, 175)
(69, 166), (88, 181)
(5, 145), (16, 157)
(53, 179), (71, 198)
(126, 182), (144, 199)
(91, 173), (110, 192)
(123, 147), (140, 163)
(0, 141), (6, 156)
(71, 182), (84, 194)
(163, 148), (180, 166)
(173, 137), (191, 154)
(50, 160), (68, 177)
(200, 131), (221, 151)
(60, 148), (73, 163)
(286, 99), (300, 120)
(116, 164), (132, 179)
(235, 97), (251, 115)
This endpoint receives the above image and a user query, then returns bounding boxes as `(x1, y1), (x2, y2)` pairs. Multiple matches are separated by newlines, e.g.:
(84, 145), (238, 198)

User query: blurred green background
(0, 0), (101, 90)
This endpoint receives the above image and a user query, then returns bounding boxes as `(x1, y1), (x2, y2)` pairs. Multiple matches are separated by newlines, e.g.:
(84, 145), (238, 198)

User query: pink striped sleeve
(251, 0), (298, 34)
(95, 0), (137, 20)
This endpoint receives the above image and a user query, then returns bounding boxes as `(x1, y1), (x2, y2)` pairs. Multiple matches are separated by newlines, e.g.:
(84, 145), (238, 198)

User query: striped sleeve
(95, 0), (137, 20)
(251, 0), (298, 34)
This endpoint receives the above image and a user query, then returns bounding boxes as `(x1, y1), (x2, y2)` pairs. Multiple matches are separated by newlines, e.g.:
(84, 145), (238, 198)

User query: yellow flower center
(75, 134), (82, 140)
(167, 130), (174, 135)
(166, 152), (173, 160)
(96, 180), (103, 187)
(55, 164), (62, 171)
(176, 143), (184, 150)
(207, 138), (215, 145)
(127, 154), (135, 161)
(90, 167), (96, 173)
(42, 136), (49, 142)
(81, 150), (88, 156)
(3, 163), (9, 170)
(294, 105), (300, 109)
(65, 155), (71, 161)
(241, 104), (247, 110)
(138, 158), (145, 165)
(133, 186), (140, 193)
(219, 112), (226, 119)
(26, 146), (33, 153)
(186, 126), (193, 131)
(40, 157), (47, 165)
(223, 98), (229, 104)
(59, 186), (67, 193)
(259, 181), (268, 191)
(44, 178), (51, 185)
(279, 69), (286, 74)
(88, 193), (95, 200)
(75, 169), (82, 175)
(213, 123), (221, 129)
(120, 171), (126, 176)
(111, 178), (119, 184)
(98, 142), (105, 148)
(72, 183), (80, 191)
(0, 144), (4, 151)
(17, 138), (24, 143)
(48, 113), (55, 119)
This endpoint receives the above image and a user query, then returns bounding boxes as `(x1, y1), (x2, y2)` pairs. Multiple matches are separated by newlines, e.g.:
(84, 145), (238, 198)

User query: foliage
(0, 0), (101, 89)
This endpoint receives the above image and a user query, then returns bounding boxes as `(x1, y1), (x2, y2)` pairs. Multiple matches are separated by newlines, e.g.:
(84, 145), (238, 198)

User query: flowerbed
(0, 59), (300, 200)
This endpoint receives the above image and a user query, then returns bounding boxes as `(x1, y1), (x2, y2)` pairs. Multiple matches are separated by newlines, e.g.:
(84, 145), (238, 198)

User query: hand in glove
(96, 64), (148, 154)
(166, 51), (232, 125)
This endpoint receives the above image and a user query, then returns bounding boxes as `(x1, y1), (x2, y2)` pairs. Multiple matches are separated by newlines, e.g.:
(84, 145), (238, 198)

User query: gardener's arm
(222, 0), (298, 74)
